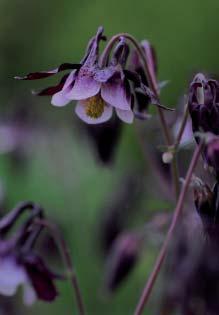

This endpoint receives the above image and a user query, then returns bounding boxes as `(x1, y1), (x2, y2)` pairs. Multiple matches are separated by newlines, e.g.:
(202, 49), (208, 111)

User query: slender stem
(35, 219), (86, 315)
(101, 33), (182, 202)
(133, 142), (203, 315)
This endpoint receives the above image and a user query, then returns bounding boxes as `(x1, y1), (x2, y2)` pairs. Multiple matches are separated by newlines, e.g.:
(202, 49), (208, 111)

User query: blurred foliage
(0, 0), (219, 314)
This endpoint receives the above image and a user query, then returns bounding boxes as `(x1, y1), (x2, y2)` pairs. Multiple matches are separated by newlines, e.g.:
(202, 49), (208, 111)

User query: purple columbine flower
(16, 27), (134, 124)
(188, 73), (219, 135)
(0, 202), (60, 305)
(0, 247), (59, 305)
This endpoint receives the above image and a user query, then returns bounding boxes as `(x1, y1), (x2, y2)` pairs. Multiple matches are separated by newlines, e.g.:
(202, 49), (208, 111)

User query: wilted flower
(0, 202), (61, 305)
(103, 232), (141, 292)
(188, 73), (219, 136)
(16, 27), (135, 124)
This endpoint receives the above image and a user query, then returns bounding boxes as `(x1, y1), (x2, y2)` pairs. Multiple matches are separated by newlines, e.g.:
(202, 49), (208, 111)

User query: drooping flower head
(0, 202), (61, 305)
(188, 73), (219, 135)
(16, 27), (171, 124)
(16, 27), (135, 124)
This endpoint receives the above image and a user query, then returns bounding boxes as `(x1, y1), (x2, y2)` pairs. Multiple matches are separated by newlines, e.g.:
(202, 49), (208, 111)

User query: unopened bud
(162, 151), (173, 164)
(104, 233), (141, 292)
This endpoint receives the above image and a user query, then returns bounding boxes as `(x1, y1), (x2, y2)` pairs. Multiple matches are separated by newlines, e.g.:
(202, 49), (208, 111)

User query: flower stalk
(133, 142), (203, 315)
(34, 219), (86, 315)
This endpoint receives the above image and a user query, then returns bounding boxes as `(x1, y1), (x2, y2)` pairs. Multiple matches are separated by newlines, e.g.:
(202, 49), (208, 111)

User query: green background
(0, 0), (218, 314)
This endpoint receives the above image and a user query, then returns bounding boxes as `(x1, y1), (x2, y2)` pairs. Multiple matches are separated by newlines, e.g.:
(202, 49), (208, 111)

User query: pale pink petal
(75, 101), (113, 124)
(173, 117), (193, 146)
(101, 80), (131, 110)
(66, 71), (101, 100)
(51, 71), (75, 106)
(0, 258), (27, 296)
(115, 108), (134, 124)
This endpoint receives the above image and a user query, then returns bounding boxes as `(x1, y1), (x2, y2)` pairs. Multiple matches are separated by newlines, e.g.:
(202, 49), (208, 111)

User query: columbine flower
(0, 202), (61, 305)
(188, 73), (219, 135)
(0, 246), (59, 305)
(16, 27), (134, 124)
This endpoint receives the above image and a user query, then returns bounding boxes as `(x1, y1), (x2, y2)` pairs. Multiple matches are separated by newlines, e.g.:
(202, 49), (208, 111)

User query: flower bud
(188, 73), (219, 136)
(162, 151), (173, 164)
(104, 233), (141, 292)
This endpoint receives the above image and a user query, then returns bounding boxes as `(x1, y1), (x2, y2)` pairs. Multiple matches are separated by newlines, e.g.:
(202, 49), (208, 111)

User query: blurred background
(0, 0), (219, 314)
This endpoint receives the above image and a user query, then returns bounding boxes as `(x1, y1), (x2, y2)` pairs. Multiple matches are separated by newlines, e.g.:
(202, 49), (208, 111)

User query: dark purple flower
(16, 28), (134, 124)
(0, 248), (59, 305)
(188, 73), (219, 135)
(0, 202), (61, 305)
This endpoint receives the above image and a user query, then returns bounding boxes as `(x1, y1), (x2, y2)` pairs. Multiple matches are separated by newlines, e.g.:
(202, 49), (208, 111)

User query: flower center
(84, 95), (105, 118)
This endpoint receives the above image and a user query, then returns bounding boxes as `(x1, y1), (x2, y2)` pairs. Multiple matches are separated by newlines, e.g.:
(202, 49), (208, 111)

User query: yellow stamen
(84, 95), (105, 118)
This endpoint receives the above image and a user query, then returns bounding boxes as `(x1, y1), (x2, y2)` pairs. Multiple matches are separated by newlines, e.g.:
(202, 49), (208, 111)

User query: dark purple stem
(34, 219), (86, 315)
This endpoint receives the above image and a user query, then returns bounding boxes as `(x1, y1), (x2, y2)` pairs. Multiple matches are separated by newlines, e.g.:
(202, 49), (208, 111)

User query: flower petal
(0, 258), (27, 296)
(23, 283), (37, 306)
(66, 72), (101, 100)
(75, 101), (113, 124)
(23, 254), (58, 302)
(51, 71), (76, 106)
(83, 26), (105, 68)
(34, 74), (69, 96)
(94, 66), (117, 83)
(15, 63), (81, 80)
(115, 108), (134, 124)
(101, 79), (131, 110)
